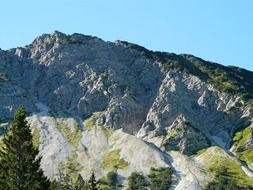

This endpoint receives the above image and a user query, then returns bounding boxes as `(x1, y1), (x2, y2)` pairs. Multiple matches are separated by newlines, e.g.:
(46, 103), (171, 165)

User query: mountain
(1, 31), (253, 189)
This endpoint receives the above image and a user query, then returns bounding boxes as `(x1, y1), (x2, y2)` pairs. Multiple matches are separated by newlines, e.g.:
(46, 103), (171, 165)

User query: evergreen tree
(88, 172), (100, 190)
(148, 167), (172, 190)
(0, 107), (50, 190)
(127, 172), (147, 190)
(106, 171), (118, 190)
(49, 180), (61, 190)
(50, 173), (88, 190)
(205, 167), (253, 190)
(60, 172), (74, 190)
(74, 174), (88, 190)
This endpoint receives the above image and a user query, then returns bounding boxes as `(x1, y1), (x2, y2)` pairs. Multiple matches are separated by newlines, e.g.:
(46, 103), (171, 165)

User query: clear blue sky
(0, 0), (252, 71)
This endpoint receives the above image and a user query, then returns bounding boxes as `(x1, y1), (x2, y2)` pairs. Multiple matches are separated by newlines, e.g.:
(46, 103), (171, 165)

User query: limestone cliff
(1, 31), (253, 189)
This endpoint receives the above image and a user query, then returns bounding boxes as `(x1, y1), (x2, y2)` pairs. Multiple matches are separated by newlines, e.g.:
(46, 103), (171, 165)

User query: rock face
(1, 31), (253, 189)
(161, 116), (210, 155)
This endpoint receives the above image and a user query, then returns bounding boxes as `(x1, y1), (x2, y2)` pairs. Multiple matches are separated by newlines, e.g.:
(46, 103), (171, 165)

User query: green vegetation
(61, 151), (83, 182)
(31, 125), (40, 149)
(121, 41), (253, 104)
(239, 149), (253, 167)
(52, 165), (173, 189)
(88, 172), (100, 190)
(248, 99), (253, 107)
(148, 167), (172, 190)
(199, 147), (253, 188)
(0, 107), (50, 189)
(50, 173), (88, 190)
(163, 130), (178, 145)
(233, 124), (252, 148)
(83, 112), (102, 130)
(205, 167), (253, 190)
(99, 171), (119, 190)
(101, 149), (128, 171)
(233, 126), (252, 147)
(232, 124), (253, 167)
(127, 172), (147, 190)
(83, 112), (112, 138)
(183, 55), (253, 101)
(192, 148), (208, 157)
(106, 171), (118, 189)
(57, 120), (82, 148)
(84, 116), (95, 130)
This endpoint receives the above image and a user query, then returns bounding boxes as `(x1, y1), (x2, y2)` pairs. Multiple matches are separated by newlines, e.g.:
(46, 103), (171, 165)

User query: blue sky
(0, 0), (252, 71)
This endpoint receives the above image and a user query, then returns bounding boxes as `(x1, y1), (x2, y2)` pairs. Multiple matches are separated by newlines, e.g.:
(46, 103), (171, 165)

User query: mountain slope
(0, 31), (253, 189)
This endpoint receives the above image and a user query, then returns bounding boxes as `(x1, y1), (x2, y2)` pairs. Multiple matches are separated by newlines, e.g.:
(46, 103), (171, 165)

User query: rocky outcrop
(161, 116), (210, 155)
(1, 31), (253, 189)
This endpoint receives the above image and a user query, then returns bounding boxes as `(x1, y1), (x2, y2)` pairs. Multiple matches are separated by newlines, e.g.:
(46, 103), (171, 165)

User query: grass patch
(232, 124), (253, 168)
(248, 99), (253, 108)
(162, 128), (181, 146)
(199, 147), (253, 188)
(239, 149), (253, 167)
(83, 113), (101, 130)
(83, 112), (106, 131)
(232, 124), (252, 151)
(192, 148), (208, 157)
(83, 116), (95, 130)
(57, 120), (82, 148)
(61, 151), (83, 182)
(101, 149), (128, 171)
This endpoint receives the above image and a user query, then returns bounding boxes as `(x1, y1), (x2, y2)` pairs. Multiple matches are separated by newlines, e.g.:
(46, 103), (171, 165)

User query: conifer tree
(106, 171), (118, 190)
(74, 174), (88, 190)
(127, 172), (147, 190)
(88, 172), (100, 190)
(0, 107), (50, 190)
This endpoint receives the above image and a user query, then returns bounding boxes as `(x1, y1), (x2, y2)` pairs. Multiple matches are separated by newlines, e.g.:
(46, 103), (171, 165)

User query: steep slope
(0, 31), (253, 189)
(26, 104), (170, 184)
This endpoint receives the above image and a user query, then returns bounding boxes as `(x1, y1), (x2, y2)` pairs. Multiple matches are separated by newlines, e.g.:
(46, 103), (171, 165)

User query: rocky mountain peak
(1, 32), (253, 189)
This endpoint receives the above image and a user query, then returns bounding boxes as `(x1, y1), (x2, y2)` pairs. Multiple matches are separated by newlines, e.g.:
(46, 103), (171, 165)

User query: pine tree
(127, 172), (147, 190)
(106, 171), (118, 190)
(0, 107), (50, 190)
(74, 174), (87, 190)
(88, 172), (100, 190)
(59, 172), (73, 190)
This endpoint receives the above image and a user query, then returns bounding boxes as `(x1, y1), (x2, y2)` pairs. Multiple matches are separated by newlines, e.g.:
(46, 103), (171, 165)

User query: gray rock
(0, 31), (252, 167)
